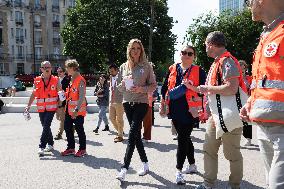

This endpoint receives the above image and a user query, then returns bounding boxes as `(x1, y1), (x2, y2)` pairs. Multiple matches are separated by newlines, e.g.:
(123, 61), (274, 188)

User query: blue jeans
(97, 105), (109, 128)
(38, 111), (55, 149)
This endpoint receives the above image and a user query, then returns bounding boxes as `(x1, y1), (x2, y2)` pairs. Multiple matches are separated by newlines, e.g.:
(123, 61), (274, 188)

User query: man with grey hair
(191, 31), (246, 189)
(240, 0), (284, 188)
(25, 61), (62, 156)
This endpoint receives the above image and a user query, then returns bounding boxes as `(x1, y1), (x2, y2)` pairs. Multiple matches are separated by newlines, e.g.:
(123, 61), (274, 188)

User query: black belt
(125, 102), (144, 106)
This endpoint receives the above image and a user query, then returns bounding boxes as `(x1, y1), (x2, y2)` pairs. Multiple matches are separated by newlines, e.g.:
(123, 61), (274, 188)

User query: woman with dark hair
(161, 45), (206, 185)
(93, 74), (109, 134)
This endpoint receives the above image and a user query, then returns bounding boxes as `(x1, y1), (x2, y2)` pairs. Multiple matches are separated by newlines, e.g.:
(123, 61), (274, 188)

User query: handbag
(208, 70), (249, 138)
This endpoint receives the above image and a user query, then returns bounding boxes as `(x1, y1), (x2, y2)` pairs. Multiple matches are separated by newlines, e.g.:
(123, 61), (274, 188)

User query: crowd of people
(21, 1), (284, 188)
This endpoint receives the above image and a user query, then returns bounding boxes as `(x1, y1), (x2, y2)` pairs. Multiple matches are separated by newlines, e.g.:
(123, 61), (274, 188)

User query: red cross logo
(264, 42), (278, 57)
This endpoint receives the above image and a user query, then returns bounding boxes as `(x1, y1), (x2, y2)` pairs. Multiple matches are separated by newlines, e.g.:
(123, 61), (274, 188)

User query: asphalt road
(0, 113), (266, 189)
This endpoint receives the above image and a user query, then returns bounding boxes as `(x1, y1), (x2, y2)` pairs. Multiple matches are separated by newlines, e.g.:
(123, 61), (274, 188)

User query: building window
(0, 28), (2, 44)
(69, 0), (75, 7)
(53, 0), (59, 6)
(53, 14), (60, 22)
(35, 47), (42, 59)
(16, 28), (24, 43)
(12, 45), (14, 55)
(17, 63), (25, 74)
(35, 0), (41, 7)
(11, 28), (14, 37)
(17, 45), (24, 59)
(0, 63), (4, 75)
(35, 31), (42, 44)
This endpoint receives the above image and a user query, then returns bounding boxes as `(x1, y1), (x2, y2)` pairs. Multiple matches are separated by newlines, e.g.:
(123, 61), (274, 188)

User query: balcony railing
(14, 1), (24, 8)
(53, 38), (60, 45)
(26, 54), (67, 61)
(16, 36), (24, 44)
(15, 19), (24, 26)
(34, 22), (41, 28)
(16, 54), (24, 60)
(52, 21), (60, 28)
(34, 4), (46, 11)
(52, 5), (60, 12)
(35, 38), (42, 45)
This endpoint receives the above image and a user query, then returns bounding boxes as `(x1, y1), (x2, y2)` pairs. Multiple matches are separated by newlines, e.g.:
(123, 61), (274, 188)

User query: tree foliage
(185, 9), (263, 72)
(61, 0), (176, 79)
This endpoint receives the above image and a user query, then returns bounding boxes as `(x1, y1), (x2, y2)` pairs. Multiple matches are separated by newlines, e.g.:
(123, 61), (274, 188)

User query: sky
(167, 0), (219, 62)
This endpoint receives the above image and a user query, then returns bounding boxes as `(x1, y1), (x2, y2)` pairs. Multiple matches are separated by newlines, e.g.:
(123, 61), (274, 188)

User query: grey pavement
(0, 113), (266, 189)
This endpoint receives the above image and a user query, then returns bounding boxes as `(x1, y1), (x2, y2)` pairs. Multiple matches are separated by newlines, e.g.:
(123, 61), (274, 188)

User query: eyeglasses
(41, 67), (51, 69)
(181, 51), (194, 57)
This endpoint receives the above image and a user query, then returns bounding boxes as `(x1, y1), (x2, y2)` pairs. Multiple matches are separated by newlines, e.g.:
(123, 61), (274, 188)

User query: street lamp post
(30, 8), (36, 77)
(148, 0), (154, 62)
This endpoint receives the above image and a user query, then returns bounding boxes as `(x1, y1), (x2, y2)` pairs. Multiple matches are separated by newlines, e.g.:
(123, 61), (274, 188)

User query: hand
(198, 110), (209, 123)
(197, 85), (209, 94)
(130, 86), (142, 93)
(25, 106), (30, 112)
(240, 102), (251, 122)
(71, 111), (78, 119)
(183, 80), (194, 90)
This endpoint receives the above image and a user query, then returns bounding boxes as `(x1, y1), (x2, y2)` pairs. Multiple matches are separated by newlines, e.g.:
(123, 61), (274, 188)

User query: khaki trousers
(203, 117), (243, 189)
(56, 107), (65, 136)
(109, 103), (124, 137)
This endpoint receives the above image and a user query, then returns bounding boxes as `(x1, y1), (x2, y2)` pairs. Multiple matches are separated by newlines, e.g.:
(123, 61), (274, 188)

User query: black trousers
(122, 103), (148, 169)
(243, 124), (252, 139)
(64, 113), (86, 150)
(39, 111), (55, 148)
(172, 119), (195, 170)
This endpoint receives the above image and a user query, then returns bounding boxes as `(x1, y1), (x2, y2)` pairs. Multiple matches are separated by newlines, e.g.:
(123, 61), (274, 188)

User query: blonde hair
(126, 38), (147, 65)
(65, 59), (79, 71)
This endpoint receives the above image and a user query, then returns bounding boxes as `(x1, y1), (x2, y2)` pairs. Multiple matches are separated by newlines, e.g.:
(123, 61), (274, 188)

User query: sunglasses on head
(181, 51), (194, 57)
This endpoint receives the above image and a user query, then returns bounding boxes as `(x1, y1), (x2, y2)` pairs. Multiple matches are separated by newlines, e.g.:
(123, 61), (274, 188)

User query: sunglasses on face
(41, 67), (51, 69)
(181, 51), (194, 57)
(57, 70), (63, 73)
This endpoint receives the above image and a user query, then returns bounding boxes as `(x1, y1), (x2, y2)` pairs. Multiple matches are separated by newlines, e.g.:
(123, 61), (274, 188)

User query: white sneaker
(44, 145), (54, 152)
(38, 148), (44, 156)
(138, 162), (149, 176)
(173, 135), (178, 140)
(176, 171), (185, 185)
(182, 164), (197, 174)
(244, 139), (252, 146)
(142, 138), (149, 143)
(116, 168), (127, 182)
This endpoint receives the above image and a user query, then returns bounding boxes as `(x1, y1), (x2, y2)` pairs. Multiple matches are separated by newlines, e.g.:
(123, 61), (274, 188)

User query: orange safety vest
(66, 75), (87, 117)
(34, 75), (59, 112)
(208, 51), (248, 94)
(250, 20), (284, 124)
(166, 63), (202, 114)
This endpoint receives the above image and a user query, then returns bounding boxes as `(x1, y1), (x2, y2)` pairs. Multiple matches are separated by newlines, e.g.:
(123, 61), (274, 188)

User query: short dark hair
(183, 45), (196, 57)
(206, 31), (227, 47)
(108, 64), (119, 70)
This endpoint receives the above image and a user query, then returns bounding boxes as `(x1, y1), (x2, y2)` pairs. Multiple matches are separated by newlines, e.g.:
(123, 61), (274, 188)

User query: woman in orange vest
(161, 45), (206, 185)
(25, 61), (62, 156)
(60, 59), (87, 157)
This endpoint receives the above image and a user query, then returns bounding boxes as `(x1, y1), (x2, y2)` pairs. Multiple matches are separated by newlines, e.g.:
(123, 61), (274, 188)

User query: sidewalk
(0, 113), (266, 189)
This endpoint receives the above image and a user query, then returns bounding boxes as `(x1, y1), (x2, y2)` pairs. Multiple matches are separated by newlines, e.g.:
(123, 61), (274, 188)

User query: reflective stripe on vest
(251, 79), (284, 90)
(250, 99), (284, 124)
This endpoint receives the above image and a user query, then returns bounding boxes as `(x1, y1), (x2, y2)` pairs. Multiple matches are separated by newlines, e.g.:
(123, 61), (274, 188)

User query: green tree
(185, 9), (263, 72)
(61, 0), (176, 77)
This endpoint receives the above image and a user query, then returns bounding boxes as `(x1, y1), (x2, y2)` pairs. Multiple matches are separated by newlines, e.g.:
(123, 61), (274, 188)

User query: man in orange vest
(25, 61), (62, 157)
(240, 1), (284, 188)
(193, 32), (245, 189)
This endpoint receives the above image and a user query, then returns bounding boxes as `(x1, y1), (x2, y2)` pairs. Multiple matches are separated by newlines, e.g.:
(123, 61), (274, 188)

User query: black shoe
(93, 127), (99, 134)
(102, 125), (109, 131)
(54, 135), (62, 140)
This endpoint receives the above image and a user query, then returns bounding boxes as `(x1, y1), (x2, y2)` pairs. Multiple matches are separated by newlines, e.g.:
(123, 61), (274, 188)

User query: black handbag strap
(216, 67), (228, 133)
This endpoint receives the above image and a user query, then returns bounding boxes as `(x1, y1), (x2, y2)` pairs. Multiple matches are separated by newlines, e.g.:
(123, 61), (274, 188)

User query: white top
(111, 75), (118, 88)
